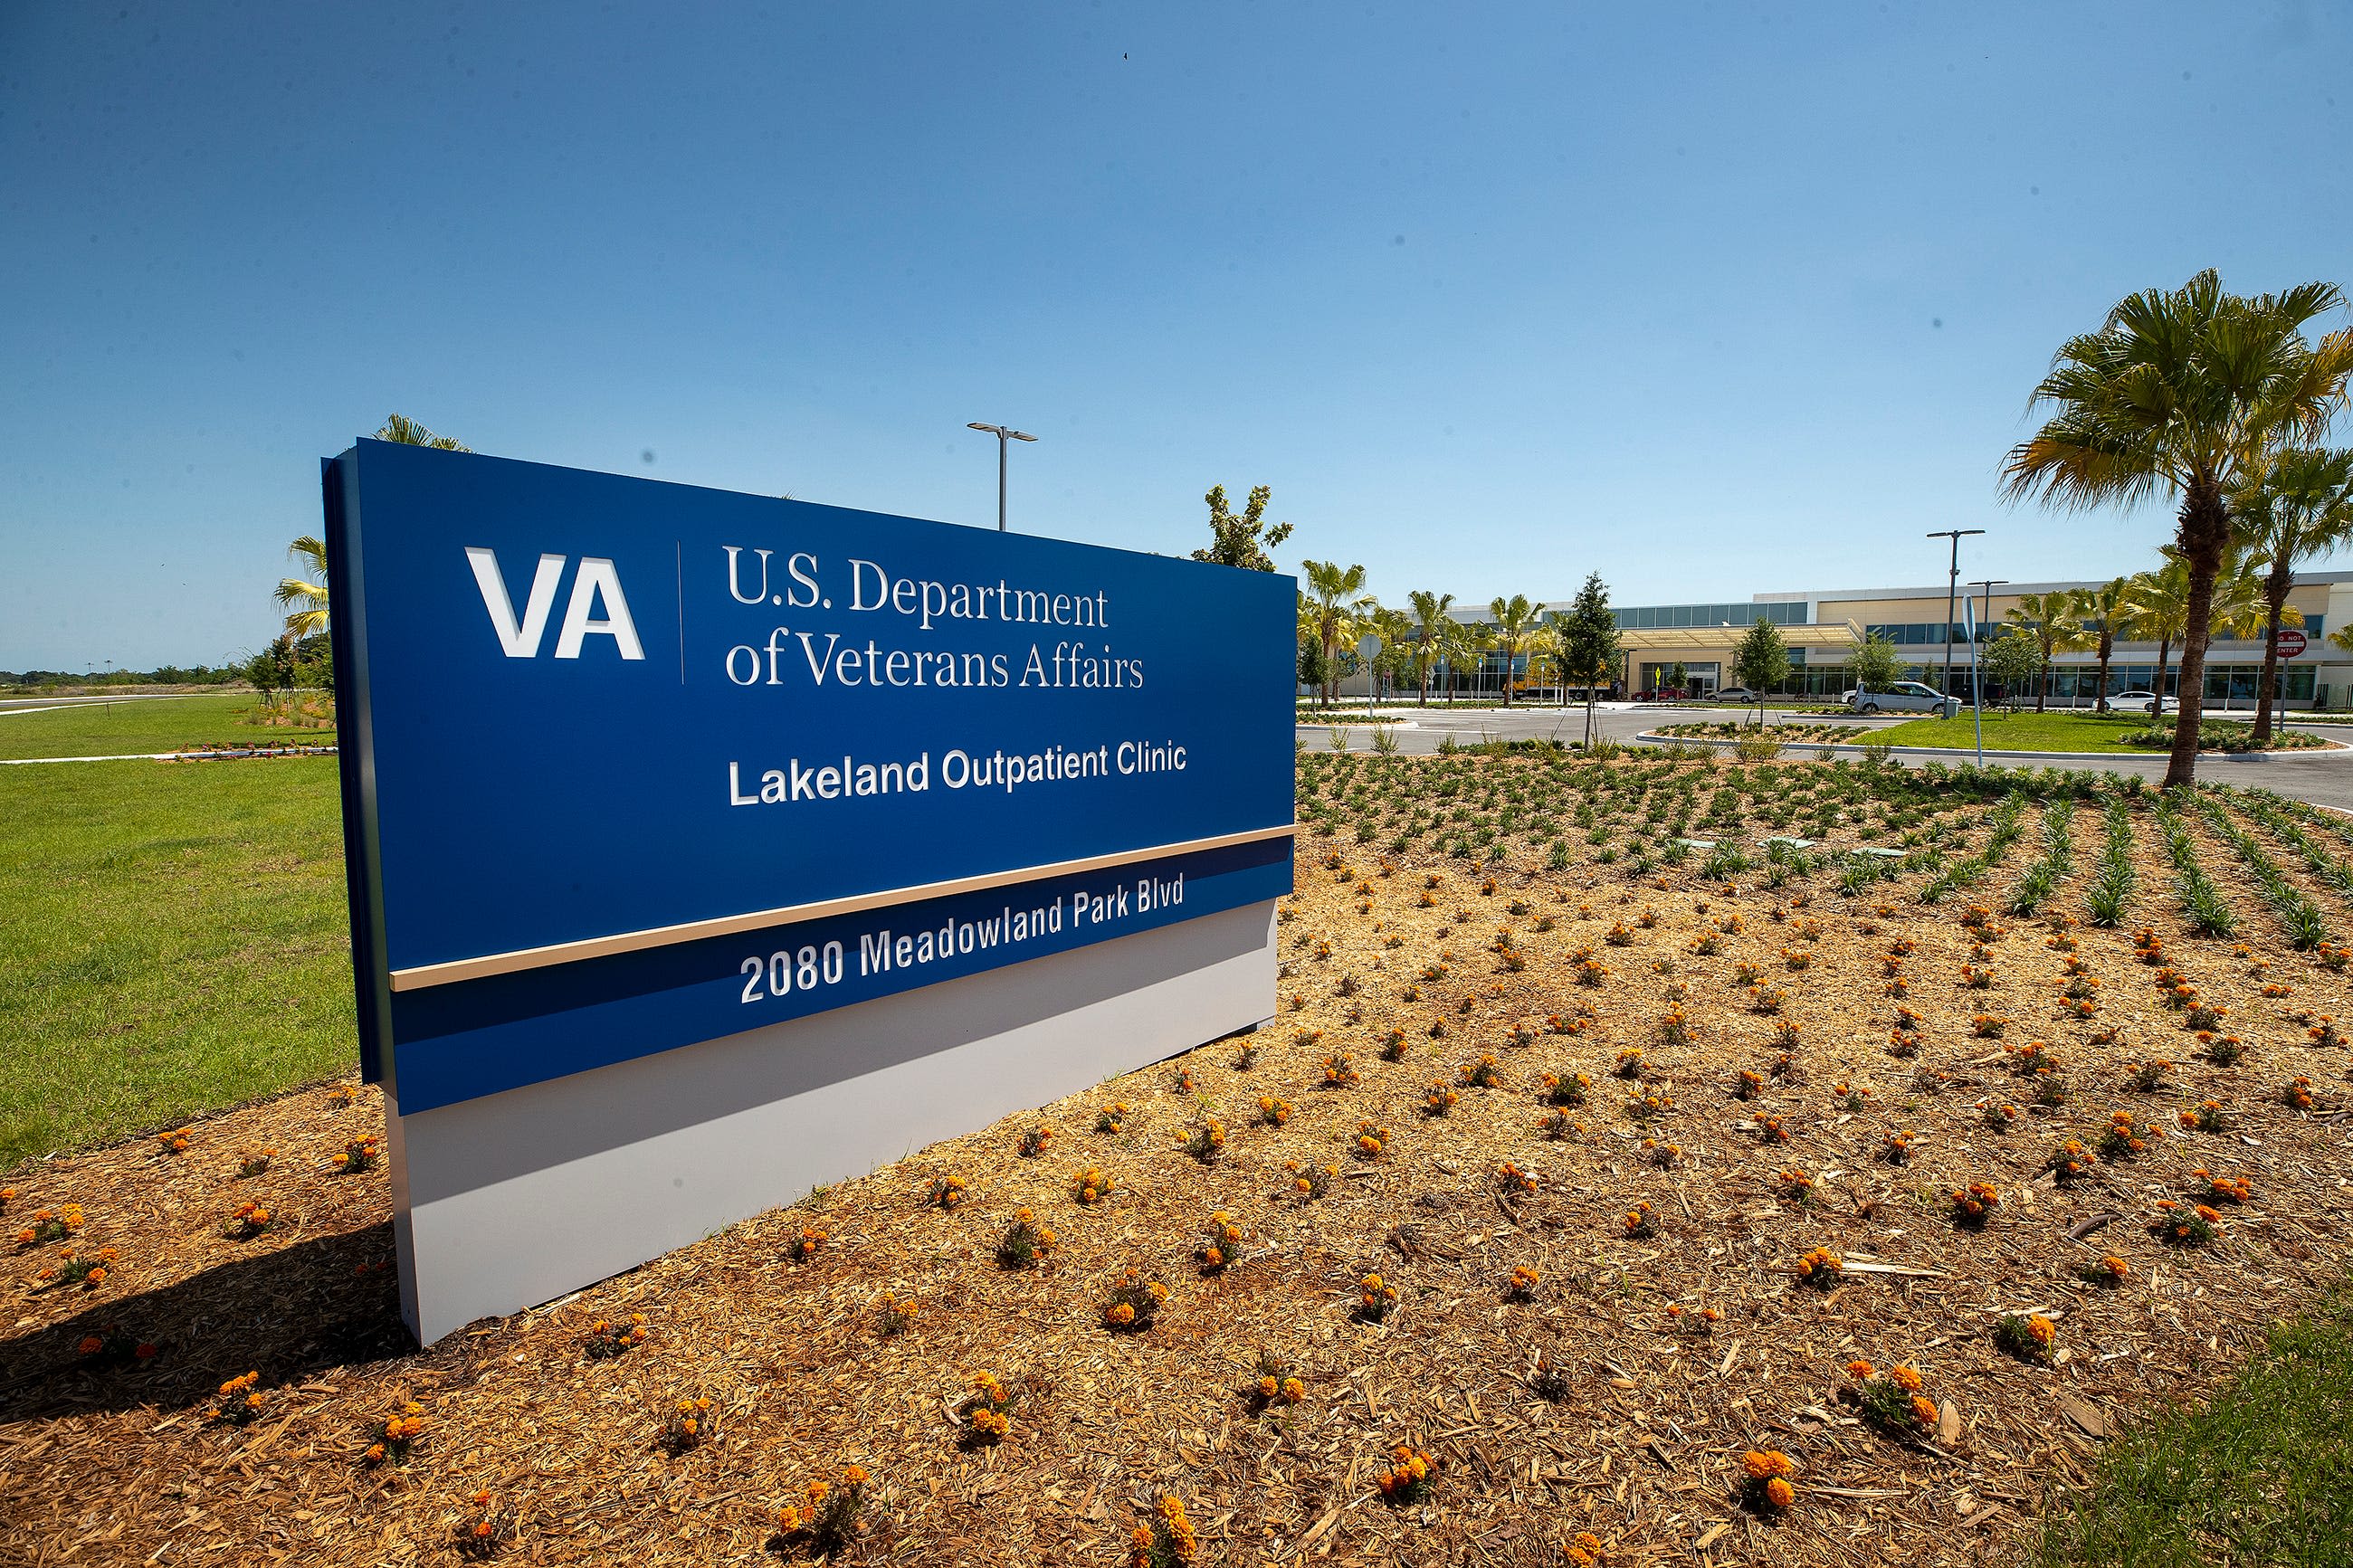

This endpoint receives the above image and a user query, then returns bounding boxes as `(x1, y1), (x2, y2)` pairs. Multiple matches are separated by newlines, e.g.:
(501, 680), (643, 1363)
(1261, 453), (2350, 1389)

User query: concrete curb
(0, 746), (339, 765)
(1631, 731), (2353, 764)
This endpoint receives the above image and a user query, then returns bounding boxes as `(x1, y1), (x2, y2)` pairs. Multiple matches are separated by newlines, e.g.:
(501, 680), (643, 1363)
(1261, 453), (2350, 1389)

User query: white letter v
(467, 548), (567, 657)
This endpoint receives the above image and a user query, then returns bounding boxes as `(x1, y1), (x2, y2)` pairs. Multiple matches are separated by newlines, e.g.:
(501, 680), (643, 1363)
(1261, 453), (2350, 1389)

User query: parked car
(1842, 681), (1962, 718)
(1714, 687), (1758, 704)
(2106, 689), (2162, 714)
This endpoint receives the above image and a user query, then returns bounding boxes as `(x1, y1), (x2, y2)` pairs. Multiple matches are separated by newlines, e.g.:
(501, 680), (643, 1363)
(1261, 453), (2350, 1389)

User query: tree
(2001, 269), (2353, 788)
(1406, 591), (1454, 707)
(2122, 557), (2189, 717)
(273, 536), (331, 639)
(2076, 577), (2133, 713)
(1444, 620), (1492, 701)
(2005, 591), (2091, 711)
(2233, 448), (2353, 740)
(1666, 661), (1687, 693)
(1189, 484), (1293, 571)
(1556, 573), (1623, 745)
(1297, 626), (1330, 696)
(1485, 595), (1544, 708)
(1370, 605), (1415, 703)
(375, 413), (469, 450)
(1300, 561), (1375, 709)
(243, 635), (297, 703)
(2124, 547), (2270, 717)
(1844, 632), (1903, 695)
(1982, 626), (2043, 708)
(1731, 618), (1788, 728)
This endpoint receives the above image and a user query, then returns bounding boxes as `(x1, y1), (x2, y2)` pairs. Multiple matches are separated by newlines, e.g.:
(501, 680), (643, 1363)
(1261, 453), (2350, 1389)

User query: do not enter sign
(2278, 629), (2308, 658)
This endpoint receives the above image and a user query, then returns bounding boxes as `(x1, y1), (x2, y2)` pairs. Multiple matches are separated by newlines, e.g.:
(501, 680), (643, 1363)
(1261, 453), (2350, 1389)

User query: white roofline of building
(1757, 571), (2353, 604)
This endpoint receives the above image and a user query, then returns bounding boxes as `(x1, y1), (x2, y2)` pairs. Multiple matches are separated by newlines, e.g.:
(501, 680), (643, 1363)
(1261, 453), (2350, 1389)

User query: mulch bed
(4, 756), (2350, 1567)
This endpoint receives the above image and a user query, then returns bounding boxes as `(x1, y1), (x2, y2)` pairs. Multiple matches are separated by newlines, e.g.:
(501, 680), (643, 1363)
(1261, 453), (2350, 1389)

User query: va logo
(465, 548), (645, 660)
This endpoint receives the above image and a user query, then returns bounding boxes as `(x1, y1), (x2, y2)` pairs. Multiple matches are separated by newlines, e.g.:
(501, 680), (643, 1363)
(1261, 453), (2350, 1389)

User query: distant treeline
(1, 665), (247, 689)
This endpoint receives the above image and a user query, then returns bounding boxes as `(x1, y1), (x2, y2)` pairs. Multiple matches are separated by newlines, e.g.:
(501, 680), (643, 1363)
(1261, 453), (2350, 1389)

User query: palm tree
(375, 413), (470, 451)
(274, 536), (331, 638)
(1370, 605), (1415, 705)
(1519, 623), (1563, 707)
(2123, 556), (2191, 717)
(2075, 578), (2132, 713)
(2001, 270), (2353, 787)
(1300, 561), (1375, 710)
(1486, 594), (1544, 708)
(1444, 619), (1491, 702)
(1406, 591), (1454, 707)
(2005, 591), (2091, 711)
(2233, 448), (2353, 740)
(2127, 547), (2271, 717)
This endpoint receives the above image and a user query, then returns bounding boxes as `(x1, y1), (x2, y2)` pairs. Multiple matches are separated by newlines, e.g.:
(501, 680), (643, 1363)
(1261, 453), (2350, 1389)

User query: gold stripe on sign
(386, 823), (1299, 992)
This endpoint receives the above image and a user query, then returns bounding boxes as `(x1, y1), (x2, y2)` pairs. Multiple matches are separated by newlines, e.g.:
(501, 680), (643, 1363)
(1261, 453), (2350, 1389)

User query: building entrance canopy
(1614, 622), (1862, 652)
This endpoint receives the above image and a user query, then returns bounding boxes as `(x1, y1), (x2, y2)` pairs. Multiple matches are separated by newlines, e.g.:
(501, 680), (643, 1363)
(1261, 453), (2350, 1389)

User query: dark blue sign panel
(325, 442), (1294, 1112)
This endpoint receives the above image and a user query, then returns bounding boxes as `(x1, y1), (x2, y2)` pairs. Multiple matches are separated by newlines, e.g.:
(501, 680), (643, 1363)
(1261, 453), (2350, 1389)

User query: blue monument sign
(325, 441), (1294, 1340)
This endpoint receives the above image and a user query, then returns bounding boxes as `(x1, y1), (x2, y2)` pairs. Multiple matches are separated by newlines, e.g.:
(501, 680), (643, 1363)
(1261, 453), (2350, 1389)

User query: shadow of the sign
(0, 1222), (417, 1423)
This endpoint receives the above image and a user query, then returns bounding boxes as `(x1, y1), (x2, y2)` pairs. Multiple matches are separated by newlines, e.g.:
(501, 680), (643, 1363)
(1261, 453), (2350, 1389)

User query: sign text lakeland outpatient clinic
(728, 740), (1186, 806)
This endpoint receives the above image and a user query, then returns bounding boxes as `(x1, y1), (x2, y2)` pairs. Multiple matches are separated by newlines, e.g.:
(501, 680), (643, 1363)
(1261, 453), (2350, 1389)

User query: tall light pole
(966, 423), (1037, 531)
(1926, 528), (1985, 698)
(1968, 577), (2007, 765)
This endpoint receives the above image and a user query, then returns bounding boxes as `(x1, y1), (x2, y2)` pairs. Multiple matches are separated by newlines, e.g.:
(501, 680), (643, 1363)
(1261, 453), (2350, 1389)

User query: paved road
(0, 694), (200, 715)
(1298, 703), (2353, 813)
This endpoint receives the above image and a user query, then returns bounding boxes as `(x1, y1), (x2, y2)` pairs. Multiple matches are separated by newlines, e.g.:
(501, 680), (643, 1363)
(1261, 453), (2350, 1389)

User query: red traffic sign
(2278, 629), (2308, 658)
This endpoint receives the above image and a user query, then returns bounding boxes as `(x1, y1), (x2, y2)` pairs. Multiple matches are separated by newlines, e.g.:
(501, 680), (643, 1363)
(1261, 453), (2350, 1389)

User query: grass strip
(2032, 1281), (2353, 1568)
(0, 692), (333, 761)
(0, 759), (354, 1168)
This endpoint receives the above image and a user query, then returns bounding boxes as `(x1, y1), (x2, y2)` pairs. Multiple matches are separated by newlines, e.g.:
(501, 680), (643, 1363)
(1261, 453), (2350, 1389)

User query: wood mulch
(4, 761), (2351, 1566)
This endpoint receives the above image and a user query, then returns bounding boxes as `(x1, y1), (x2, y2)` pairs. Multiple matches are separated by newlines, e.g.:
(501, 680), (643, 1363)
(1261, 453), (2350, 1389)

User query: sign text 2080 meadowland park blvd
(326, 441), (1295, 1340)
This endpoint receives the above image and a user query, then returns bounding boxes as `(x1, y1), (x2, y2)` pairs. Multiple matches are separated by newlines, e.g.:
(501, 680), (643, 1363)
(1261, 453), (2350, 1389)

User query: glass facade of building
(1615, 601), (1807, 630)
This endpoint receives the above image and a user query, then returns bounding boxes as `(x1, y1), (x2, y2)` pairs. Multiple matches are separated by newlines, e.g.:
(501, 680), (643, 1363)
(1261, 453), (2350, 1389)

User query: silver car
(1843, 681), (1962, 718)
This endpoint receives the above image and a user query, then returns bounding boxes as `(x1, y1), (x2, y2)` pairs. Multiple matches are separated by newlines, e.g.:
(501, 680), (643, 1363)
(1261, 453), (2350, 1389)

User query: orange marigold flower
(1764, 1476), (1796, 1508)
(1890, 1364), (1922, 1392)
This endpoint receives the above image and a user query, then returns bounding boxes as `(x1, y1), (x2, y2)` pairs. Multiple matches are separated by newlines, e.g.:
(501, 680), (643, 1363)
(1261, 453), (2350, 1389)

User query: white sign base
(382, 900), (1278, 1344)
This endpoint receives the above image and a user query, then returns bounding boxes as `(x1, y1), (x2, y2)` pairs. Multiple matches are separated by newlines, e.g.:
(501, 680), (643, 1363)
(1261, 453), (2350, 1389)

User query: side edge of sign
(324, 450), (394, 1088)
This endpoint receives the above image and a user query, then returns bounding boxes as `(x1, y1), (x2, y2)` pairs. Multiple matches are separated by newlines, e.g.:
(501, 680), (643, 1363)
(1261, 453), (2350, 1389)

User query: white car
(1843, 682), (1962, 718)
(2106, 690), (2163, 715)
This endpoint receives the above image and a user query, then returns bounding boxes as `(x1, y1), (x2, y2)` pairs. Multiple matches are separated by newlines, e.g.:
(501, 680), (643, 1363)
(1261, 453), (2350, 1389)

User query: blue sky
(3, 2), (2348, 670)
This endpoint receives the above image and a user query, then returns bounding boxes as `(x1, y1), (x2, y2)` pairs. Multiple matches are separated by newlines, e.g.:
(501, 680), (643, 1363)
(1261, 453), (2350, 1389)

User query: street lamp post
(965, 423), (1037, 532)
(1926, 529), (1985, 698)
(1968, 578), (2007, 765)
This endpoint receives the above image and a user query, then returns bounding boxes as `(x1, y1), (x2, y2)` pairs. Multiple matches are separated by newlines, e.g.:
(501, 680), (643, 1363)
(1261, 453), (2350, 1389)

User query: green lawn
(2034, 1281), (2353, 1567)
(1872, 711), (2169, 754)
(0, 692), (334, 760)
(0, 759), (354, 1169)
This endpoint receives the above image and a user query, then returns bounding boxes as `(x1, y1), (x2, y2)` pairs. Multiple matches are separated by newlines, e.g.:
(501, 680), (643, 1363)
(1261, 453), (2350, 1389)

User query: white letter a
(555, 557), (645, 660)
(468, 548), (567, 658)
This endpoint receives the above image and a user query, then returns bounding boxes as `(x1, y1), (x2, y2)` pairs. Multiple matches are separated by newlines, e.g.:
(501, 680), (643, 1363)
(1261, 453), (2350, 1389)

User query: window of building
(1615, 602), (1806, 631)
